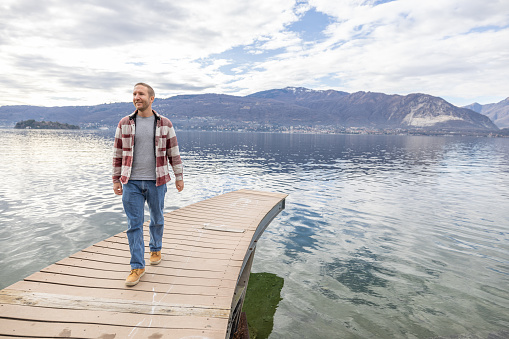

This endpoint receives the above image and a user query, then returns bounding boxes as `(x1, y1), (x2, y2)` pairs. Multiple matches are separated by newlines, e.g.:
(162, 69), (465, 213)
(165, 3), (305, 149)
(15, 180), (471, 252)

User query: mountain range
(463, 98), (509, 129)
(0, 87), (505, 131)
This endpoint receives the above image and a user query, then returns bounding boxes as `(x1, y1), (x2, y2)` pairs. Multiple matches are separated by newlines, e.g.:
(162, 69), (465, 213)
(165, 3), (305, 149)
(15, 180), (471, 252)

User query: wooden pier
(0, 189), (287, 338)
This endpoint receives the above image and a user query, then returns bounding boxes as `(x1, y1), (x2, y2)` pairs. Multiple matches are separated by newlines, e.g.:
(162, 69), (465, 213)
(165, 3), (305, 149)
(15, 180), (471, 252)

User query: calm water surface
(0, 129), (508, 339)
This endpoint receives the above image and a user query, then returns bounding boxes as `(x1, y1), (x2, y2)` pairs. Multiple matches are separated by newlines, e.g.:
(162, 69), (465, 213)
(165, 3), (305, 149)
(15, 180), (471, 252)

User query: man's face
(133, 85), (154, 111)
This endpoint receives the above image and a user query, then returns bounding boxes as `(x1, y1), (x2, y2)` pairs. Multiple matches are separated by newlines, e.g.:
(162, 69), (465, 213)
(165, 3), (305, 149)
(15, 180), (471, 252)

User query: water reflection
(0, 129), (125, 288)
(322, 247), (390, 296)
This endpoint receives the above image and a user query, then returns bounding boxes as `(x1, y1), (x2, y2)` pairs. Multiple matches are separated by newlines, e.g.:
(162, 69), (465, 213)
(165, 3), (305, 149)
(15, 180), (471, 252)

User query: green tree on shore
(15, 120), (79, 129)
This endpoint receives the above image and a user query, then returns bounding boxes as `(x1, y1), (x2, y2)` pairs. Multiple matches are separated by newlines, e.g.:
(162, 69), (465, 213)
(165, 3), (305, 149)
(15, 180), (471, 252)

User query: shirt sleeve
(167, 126), (183, 181)
(112, 123), (123, 183)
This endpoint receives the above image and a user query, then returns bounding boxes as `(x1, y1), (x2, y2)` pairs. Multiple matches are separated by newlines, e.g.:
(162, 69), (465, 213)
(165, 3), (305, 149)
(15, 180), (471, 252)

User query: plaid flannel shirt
(112, 110), (183, 186)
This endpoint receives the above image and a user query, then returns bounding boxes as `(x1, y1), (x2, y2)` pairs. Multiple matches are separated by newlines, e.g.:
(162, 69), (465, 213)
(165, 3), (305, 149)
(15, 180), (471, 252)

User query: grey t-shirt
(130, 115), (156, 180)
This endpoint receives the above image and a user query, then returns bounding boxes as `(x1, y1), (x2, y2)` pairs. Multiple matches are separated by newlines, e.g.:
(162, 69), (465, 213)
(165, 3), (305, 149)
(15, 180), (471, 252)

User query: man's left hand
(175, 180), (184, 192)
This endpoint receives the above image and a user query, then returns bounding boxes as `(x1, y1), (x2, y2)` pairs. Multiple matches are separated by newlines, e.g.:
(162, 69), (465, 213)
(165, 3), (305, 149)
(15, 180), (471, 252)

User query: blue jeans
(122, 180), (167, 269)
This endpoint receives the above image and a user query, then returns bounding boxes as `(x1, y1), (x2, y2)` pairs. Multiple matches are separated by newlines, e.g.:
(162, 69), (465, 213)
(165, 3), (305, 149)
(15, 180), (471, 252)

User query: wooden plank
(96, 239), (239, 256)
(167, 197), (269, 210)
(203, 225), (247, 233)
(165, 205), (265, 218)
(0, 318), (225, 339)
(7, 282), (233, 308)
(159, 227), (257, 243)
(234, 189), (287, 198)
(37, 267), (237, 289)
(182, 193), (279, 203)
(0, 304), (228, 328)
(98, 237), (251, 254)
(163, 212), (264, 224)
(109, 233), (252, 248)
(24, 272), (234, 297)
(68, 251), (244, 268)
(169, 203), (268, 215)
(53, 259), (239, 280)
(170, 206), (268, 219)
(120, 228), (254, 243)
(112, 225), (255, 241)
(81, 244), (242, 261)
(0, 289), (230, 317)
(160, 232), (254, 245)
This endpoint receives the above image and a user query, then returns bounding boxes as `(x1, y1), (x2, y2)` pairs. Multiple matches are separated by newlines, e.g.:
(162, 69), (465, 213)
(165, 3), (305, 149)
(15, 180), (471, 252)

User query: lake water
(0, 129), (508, 339)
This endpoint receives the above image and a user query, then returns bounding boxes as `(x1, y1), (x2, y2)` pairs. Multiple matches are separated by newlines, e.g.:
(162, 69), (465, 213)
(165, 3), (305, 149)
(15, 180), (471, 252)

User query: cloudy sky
(1, 0), (508, 107)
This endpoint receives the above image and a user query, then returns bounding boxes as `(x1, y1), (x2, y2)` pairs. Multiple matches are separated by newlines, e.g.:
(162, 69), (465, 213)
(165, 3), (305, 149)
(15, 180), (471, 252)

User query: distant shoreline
(2, 124), (509, 137)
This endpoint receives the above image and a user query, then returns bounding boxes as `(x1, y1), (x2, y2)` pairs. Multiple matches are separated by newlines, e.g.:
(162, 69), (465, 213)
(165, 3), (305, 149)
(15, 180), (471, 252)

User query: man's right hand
(113, 182), (123, 195)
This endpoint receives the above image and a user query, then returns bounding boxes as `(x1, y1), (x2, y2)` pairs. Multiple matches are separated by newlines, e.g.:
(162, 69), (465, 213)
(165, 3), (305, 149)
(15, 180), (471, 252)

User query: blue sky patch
(209, 45), (287, 75)
(467, 24), (507, 34)
(288, 8), (334, 42)
(372, 0), (397, 5)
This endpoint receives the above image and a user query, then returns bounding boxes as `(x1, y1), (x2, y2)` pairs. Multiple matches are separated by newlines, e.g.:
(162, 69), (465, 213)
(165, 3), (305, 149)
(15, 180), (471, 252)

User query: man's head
(133, 83), (155, 114)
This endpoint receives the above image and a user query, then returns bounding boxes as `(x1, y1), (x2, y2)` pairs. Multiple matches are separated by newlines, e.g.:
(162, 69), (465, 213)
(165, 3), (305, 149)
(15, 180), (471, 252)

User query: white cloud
(0, 0), (508, 107)
(220, 0), (509, 105)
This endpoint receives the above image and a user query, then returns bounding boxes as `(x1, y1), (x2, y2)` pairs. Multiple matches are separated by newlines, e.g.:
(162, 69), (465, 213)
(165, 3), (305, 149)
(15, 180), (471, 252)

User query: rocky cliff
(464, 97), (509, 128)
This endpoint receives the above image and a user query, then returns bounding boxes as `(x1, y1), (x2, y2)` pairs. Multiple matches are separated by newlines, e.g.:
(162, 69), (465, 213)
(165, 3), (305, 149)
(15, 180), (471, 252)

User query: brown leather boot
(150, 251), (162, 265)
(125, 268), (145, 286)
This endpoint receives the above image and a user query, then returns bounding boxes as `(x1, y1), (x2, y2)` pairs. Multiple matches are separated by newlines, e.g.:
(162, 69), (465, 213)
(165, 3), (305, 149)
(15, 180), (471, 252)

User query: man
(112, 83), (184, 287)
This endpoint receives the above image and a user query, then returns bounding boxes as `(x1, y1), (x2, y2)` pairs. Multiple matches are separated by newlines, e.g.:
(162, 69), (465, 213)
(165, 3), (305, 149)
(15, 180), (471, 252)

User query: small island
(15, 119), (80, 130)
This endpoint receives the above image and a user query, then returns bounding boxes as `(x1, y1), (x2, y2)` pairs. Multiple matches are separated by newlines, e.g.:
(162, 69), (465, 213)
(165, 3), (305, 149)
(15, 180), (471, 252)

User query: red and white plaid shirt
(112, 110), (183, 186)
